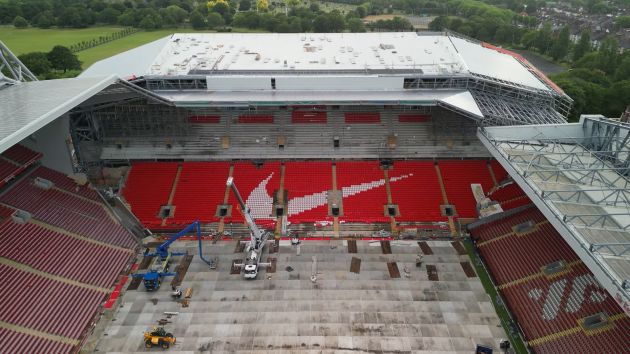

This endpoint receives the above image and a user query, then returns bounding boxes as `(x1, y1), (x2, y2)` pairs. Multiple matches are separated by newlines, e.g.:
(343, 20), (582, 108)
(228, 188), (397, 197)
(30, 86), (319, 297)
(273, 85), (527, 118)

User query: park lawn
(77, 29), (176, 69)
(0, 26), (124, 55)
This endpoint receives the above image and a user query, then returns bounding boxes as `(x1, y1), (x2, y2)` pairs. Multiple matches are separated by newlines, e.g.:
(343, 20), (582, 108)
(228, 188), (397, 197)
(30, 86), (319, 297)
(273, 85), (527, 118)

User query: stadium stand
(226, 161), (280, 224)
(122, 162), (178, 228)
(188, 115), (221, 124)
(291, 110), (327, 124)
(0, 263), (105, 339)
(169, 162), (231, 226)
(439, 160), (494, 217)
(336, 161), (389, 223)
(490, 159), (509, 183)
(1, 144), (42, 167)
(0, 218), (132, 288)
(469, 206), (630, 353)
(398, 114), (431, 123)
(0, 167), (136, 248)
(0, 328), (74, 354)
(344, 112), (381, 123)
(30, 166), (99, 200)
(389, 161), (446, 222)
(238, 114), (274, 124)
(487, 182), (531, 211)
(284, 161), (332, 223)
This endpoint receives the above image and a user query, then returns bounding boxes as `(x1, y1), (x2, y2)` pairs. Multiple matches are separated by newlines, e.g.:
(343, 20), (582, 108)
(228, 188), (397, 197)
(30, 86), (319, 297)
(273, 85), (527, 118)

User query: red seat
(344, 112), (380, 123)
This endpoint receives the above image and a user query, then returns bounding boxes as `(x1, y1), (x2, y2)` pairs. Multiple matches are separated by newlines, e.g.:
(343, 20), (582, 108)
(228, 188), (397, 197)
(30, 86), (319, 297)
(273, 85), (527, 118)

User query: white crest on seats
(245, 173), (413, 219)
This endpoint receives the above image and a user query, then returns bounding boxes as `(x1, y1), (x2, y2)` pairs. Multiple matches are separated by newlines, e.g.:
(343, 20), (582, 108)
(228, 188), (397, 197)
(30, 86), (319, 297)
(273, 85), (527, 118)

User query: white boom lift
(227, 177), (272, 279)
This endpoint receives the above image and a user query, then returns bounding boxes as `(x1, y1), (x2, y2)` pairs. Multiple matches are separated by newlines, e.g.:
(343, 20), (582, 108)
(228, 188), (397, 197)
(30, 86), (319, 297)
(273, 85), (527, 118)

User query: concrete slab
(94, 240), (507, 353)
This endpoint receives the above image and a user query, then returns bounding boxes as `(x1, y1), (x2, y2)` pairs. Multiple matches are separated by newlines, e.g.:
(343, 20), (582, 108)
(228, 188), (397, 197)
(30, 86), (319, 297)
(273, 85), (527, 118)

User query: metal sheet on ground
(460, 261), (476, 277)
(418, 241), (433, 255)
(171, 255), (194, 287)
(451, 241), (466, 255)
(381, 241), (392, 254)
(350, 257), (361, 273)
(127, 255), (154, 290)
(427, 265), (439, 281)
(266, 258), (277, 273)
(387, 261), (400, 278)
(230, 259), (242, 275)
(347, 240), (357, 253)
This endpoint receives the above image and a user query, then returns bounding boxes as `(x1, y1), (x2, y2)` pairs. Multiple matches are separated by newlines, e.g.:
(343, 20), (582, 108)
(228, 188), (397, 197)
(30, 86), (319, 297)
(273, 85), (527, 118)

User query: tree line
(425, 0), (629, 121)
(18, 46), (82, 79)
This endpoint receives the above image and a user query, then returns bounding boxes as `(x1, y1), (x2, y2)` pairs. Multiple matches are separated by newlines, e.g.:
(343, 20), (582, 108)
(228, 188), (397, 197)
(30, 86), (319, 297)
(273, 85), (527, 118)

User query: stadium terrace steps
(336, 161), (389, 223)
(531, 316), (630, 354)
(1, 179), (135, 248)
(469, 205), (630, 353)
(0, 263), (105, 340)
(122, 162), (178, 228)
(487, 182), (531, 211)
(169, 162), (231, 226)
(0, 327), (74, 354)
(1, 144), (42, 166)
(226, 161), (280, 225)
(389, 161), (446, 222)
(439, 160), (494, 218)
(501, 263), (624, 340)
(284, 161), (333, 223)
(30, 166), (99, 200)
(0, 218), (132, 288)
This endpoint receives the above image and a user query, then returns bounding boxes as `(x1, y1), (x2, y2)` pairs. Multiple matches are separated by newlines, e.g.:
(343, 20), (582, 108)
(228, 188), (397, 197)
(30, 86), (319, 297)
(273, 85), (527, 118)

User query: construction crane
(227, 177), (272, 279)
(133, 220), (215, 291)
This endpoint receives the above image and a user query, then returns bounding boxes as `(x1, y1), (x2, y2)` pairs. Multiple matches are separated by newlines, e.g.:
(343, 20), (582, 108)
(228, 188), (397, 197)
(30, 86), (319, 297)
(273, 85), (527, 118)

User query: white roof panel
(80, 36), (172, 79)
(0, 75), (118, 153)
(449, 36), (549, 91)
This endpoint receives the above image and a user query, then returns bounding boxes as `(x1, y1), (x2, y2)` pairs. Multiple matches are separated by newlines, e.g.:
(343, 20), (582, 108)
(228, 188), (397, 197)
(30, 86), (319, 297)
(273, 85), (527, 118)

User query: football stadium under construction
(0, 32), (628, 354)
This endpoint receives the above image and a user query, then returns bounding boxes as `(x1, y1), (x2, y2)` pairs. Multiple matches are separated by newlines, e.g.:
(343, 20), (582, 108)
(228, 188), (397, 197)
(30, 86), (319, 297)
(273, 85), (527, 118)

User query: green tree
(239, 0), (251, 11)
(535, 22), (553, 54)
(549, 26), (570, 61)
(139, 15), (158, 29)
(18, 52), (51, 76)
(13, 16), (28, 28)
(428, 16), (448, 31)
(34, 11), (54, 28)
(47, 46), (81, 72)
(573, 30), (591, 62)
(347, 17), (366, 32)
(190, 10), (206, 29)
(98, 8), (121, 24)
(207, 12), (224, 28)
(597, 36), (619, 74)
(614, 57), (630, 82)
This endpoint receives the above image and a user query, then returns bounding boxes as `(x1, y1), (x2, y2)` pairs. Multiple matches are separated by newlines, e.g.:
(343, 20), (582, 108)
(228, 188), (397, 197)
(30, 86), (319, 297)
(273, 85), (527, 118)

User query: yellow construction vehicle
(143, 327), (176, 349)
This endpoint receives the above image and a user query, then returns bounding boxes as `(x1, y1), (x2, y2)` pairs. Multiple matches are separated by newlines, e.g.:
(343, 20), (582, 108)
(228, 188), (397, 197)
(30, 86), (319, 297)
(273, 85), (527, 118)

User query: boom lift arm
(133, 220), (215, 290)
(227, 177), (264, 243)
(226, 177), (271, 279)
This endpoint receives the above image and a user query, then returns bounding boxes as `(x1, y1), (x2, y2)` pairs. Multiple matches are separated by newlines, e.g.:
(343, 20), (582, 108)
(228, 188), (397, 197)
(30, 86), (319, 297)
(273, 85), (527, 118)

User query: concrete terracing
(96, 240), (506, 353)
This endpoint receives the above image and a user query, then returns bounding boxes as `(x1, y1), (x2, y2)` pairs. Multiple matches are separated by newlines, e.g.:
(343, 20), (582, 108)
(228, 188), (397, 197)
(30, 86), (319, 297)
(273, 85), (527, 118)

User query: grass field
(0, 26), (124, 55)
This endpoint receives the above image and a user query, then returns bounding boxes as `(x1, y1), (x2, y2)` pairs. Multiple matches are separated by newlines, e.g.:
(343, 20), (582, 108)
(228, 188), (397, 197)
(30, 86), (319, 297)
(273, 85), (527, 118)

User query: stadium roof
(0, 75), (170, 154)
(478, 116), (630, 315)
(81, 32), (555, 93)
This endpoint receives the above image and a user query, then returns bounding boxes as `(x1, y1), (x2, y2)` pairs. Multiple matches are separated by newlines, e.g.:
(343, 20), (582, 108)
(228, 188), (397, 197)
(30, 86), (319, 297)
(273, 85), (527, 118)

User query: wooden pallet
(347, 240), (357, 253)
(387, 262), (400, 278)
(350, 257), (361, 273)
(418, 241), (433, 255)
(380, 241), (392, 254)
